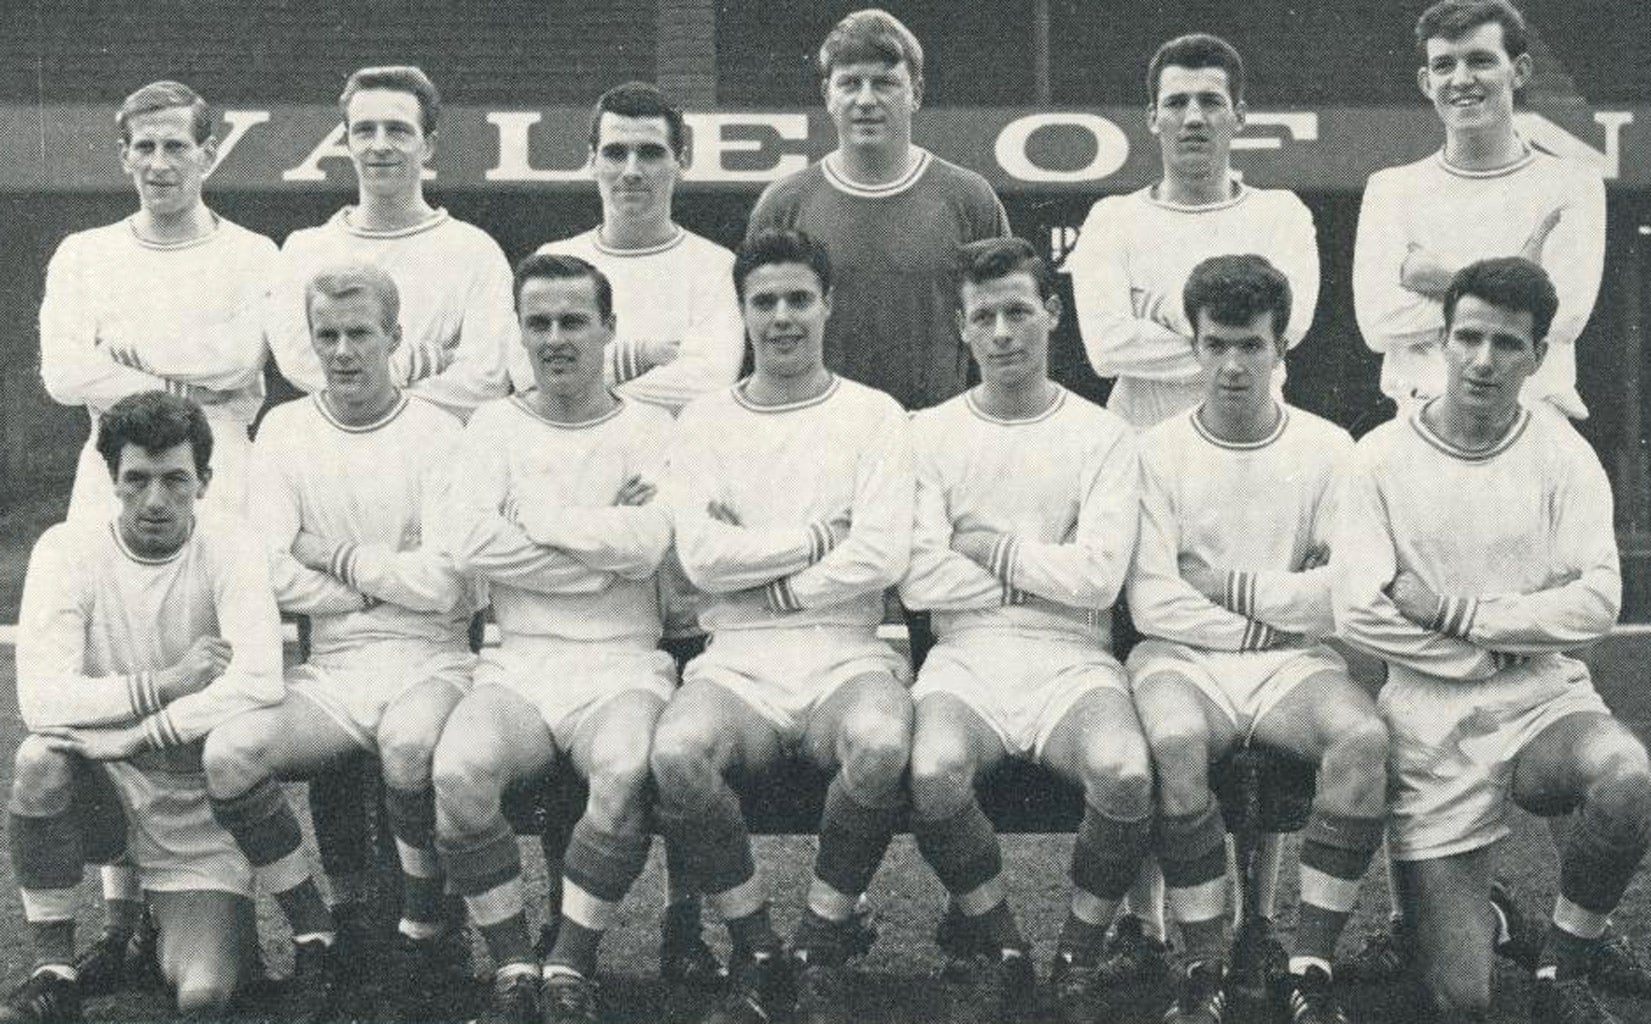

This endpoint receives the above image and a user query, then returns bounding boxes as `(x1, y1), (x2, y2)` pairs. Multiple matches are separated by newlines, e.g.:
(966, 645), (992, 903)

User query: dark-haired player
(1335, 257), (1646, 1024)
(1129, 256), (1383, 1024)
(652, 229), (914, 1024)
(5, 392), (282, 1022)
(900, 238), (1146, 1023)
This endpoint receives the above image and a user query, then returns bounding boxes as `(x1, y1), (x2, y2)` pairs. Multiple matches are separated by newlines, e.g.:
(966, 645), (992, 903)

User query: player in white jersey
(1334, 257), (1648, 1024)
(430, 253), (675, 1024)
(1066, 34), (1319, 430)
(4, 392), (283, 1022)
(650, 229), (914, 1024)
(899, 238), (1146, 1023)
(1125, 256), (1386, 1024)
(533, 82), (742, 415)
(1353, 0), (1604, 420)
(532, 80), (738, 988)
(39, 80), (275, 524)
(202, 264), (475, 1024)
(269, 65), (517, 419)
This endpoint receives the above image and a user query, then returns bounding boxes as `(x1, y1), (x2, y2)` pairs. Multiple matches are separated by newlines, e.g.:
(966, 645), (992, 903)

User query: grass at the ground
(0, 654), (1648, 1022)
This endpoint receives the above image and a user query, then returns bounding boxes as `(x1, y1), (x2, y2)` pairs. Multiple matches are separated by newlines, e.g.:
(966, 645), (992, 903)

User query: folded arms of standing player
(1068, 198), (1201, 384)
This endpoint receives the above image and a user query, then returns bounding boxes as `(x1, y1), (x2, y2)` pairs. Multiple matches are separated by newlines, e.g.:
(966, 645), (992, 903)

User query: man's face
(1150, 65), (1243, 180)
(310, 291), (401, 404)
(1418, 22), (1529, 135)
(1193, 308), (1284, 413)
(120, 106), (216, 219)
(823, 60), (920, 152)
(113, 441), (206, 559)
(518, 275), (614, 397)
(959, 272), (1057, 392)
(1440, 294), (1544, 419)
(593, 113), (683, 224)
(742, 263), (831, 380)
(344, 88), (433, 197)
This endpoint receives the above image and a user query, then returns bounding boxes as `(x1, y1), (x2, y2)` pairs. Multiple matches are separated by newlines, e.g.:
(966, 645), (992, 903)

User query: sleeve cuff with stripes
(987, 533), (1026, 606)
(610, 340), (646, 384)
(1241, 618), (1287, 652)
(807, 519), (838, 564)
(1429, 595), (1478, 640)
(327, 542), (382, 609)
(1224, 571), (1258, 616)
(764, 577), (803, 614)
(125, 670), (164, 718)
(140, 710), (183, 750)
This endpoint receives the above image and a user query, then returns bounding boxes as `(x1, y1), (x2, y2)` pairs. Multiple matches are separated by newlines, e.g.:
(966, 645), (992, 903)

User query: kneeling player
(900, 238), (1148, 1022)
(432, 253), (676, 1024)
(202, 265), (476, 1022)
(1334, 257), (1648, 1024)
(1129, 256), (1387, 1024)
(5, 392), (283, 1021)
(650, 229), (915, 1024)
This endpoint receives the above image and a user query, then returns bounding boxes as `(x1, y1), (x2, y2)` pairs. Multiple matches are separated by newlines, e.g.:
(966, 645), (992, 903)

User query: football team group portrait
(3, 1), (1651, 1023)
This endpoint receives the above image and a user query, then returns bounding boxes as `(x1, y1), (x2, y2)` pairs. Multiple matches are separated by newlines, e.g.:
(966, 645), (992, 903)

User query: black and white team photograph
(0, 2), (1649, 1022)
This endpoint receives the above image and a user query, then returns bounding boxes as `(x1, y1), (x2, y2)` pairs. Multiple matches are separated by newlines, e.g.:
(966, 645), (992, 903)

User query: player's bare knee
(1080, 733), (1153, 820)
(908, 734), (974, 820)
(583, 752), (653, 830)
(1586, 751), (1651, 844)
(840, 709), (913, 797)
(175, 975), (235, 1018)
(1146, 729), (1209, 814)
(430, 748), (504, 837)
(200, 720), (270, 796)
(1326, 715), (1390, 783)
(10, 735), (77, 815)
(648, 726), (719, 814)
(377, 729), (439, 792)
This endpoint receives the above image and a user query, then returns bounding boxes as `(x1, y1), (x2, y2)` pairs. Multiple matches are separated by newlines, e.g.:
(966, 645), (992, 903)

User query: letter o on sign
(994, 113), (1129, 183)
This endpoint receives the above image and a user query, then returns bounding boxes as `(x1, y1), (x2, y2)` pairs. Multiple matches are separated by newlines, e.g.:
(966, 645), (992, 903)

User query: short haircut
(733, 229), (833, 303)
(1148, 33), (1245, 105)
(96, 390), (214, 480)
(1182, 254), (1293, 345)
(513, 252), (614, 322)
(958, 237), (1056, 302)
(818, 8), (924, 83)
(1416, 0), (1530, 60)
(1441, 256), (1557, 344)
(305, 263), (401, 334)
(340, 66), (441, 133)
(588, 81), (688, 157)
(117, 81), (211, 144)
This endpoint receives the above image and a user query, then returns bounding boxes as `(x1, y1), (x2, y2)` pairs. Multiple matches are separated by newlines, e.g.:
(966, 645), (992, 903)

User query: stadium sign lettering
(0, 104), (1637, 193)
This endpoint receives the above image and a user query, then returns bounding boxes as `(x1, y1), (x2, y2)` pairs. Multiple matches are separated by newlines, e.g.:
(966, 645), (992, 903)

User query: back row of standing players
(13, 2), (1639, 1024)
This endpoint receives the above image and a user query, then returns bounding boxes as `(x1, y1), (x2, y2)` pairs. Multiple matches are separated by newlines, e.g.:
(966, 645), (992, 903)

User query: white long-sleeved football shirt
(270, 208), (517, 418)
(1129, 404), (1352, 652)
(251, 391), (473, 664)
(900, 386), (1137, 641)
(1066, 184), (1319, 428)
(448, 393), (674, 648)
(530, 227), (744, 414)
(671, 376), (913, 634)
(1352, 147), (1604, 418)
(1332, 403), (1619, 687)
(15, 514), (283, 757)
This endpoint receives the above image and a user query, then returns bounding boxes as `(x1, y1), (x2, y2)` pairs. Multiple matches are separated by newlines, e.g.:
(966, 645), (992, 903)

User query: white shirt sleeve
(1273, 194), (1321, 349)
(617, 254), (746, 414)
(1352, 169), (1440, 356)
(38, 234), (173, 409)
(1068, 198), (1201, 383)
(250, 424), (371, 615)
(409, 239), (518, 417)
(898, 429), (1006, 612)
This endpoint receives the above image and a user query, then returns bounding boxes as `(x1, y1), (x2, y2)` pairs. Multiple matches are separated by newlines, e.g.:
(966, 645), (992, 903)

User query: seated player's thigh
(148, 888), (257, 1014)
(799, 669), (914, 778)
(1512, 710), (1650, 817)
(1132, 667), (1238, 759)
(653, 677), (787, 781)
(1393, 848), (1497, 1017)
(376, 674), (470, 791)
(1041, 687), (1153, 820)
(1249, 665), (1380, 764)
(202, 694), (364, 793)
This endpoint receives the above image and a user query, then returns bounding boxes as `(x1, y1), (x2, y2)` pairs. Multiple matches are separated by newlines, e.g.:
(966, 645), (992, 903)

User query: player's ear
(1532, 336), (1548, 368)
(1511, 51), (1533, 90)
(195, 465), (212, 500)
(1043, 293), (1063, 324)
(388, 323), (403, 353)
(1233, 99), (1247, 129)
(819, 75), (833, 107)
(1147, 102), (1161, 135)
(201, 135), (220, 174)
(910, 72), (924, 112)
(1416, 65), (1432, 101)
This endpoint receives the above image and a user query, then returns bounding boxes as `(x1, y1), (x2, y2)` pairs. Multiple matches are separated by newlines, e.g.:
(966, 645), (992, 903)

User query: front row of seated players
(6, 234), (1648, 1024)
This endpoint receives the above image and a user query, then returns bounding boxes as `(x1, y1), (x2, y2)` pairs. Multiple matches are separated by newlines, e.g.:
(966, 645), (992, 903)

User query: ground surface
(0, 649), (1648, 1023)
